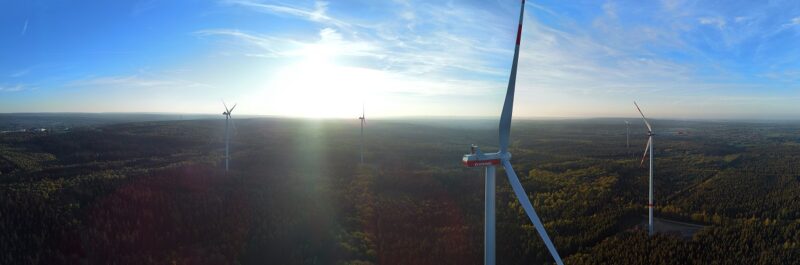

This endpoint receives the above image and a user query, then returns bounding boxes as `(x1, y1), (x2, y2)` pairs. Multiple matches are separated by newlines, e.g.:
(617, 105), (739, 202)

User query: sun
(264, 42), (378, 118)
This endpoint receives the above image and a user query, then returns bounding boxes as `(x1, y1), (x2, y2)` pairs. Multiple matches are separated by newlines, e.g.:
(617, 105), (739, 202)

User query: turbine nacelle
(222, 101), (237, 118)
(462, 145), (511, 167)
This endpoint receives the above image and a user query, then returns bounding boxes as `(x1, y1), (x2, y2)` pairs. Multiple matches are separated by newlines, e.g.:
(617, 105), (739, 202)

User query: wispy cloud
(698, 17), (726, 29)
(21, 19), (28, 35)
(221, 0), (350, 28)
(0, 84), (31, 92)
(131, 0), (159, 16)
(789, 16), (800, 26)
(761, 69), (800, 83)
(10, 68), (31, 78)
(198, 27), (383, 58)
(70, 72), (213, 90)
(195, 29), (301, 58)
(516, 13), (696, 97)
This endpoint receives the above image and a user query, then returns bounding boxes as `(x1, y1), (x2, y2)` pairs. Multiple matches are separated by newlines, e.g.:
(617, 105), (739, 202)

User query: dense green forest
(1, 117), (799, 264)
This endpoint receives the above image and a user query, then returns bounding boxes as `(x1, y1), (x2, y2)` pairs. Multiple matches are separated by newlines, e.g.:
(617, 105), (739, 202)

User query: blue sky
(1, 0), (800, 119)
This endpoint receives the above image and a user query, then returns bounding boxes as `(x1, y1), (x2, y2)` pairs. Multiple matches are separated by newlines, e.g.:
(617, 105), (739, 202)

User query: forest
(1, 115), (799, 264)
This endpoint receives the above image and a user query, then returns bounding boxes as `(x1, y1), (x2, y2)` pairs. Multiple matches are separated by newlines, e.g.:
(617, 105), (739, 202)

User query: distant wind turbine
(359, 103), (366, 164)
(222, 101), (237, 172)
(462, 1), (563, 264)
(634, 101), (654, 236)
(625, 120), (630, 149)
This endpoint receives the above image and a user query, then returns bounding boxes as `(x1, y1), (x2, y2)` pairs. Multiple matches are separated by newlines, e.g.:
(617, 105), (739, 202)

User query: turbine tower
(634, 101), (654, 236)
(222, 101), (236, 172)
(625, 120), (630, 149)
(462, 1), (563, 264)
(359, 103), (366, 164)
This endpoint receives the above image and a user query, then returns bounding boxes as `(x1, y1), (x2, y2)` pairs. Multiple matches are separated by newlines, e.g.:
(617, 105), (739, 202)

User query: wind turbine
(634, 101), (654, 236)
(222, 101), (237, 172)
(625, 120), (630, 149)
(462, 1), (563, 264)
(359, 103), (366, 164)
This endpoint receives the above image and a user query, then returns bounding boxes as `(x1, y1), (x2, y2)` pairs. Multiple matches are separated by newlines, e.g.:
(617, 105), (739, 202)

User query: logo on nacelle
(465, 159), (500, 167)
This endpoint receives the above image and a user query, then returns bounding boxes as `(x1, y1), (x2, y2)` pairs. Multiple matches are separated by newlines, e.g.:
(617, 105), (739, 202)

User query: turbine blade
(229, 104), (237, 113)
(222, 100), (229, 113)
(633, 101), (652, 131)
(499, 0), (526, 153)
(502, 159), (564, 265)
(640, 137), (651, 167)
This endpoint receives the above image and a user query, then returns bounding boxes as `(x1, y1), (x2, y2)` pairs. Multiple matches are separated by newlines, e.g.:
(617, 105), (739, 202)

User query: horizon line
(4, 112), (800, 122)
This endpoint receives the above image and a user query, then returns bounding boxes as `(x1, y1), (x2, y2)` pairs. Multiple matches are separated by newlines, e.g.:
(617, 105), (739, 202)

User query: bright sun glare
(266, 41), (370, 118)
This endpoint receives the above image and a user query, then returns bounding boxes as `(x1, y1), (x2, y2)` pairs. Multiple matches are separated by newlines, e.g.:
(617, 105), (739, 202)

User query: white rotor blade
(633, 101), (652, 131)
(499, 0), (526, 153)
(640, 137), (651, 167)
(229, 103), (237, 113)
(502, 159), (564, 265)
(222, 100), (229, 113)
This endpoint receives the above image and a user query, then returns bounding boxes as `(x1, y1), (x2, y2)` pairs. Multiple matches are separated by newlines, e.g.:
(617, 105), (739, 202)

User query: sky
(1, 0), (800, 119)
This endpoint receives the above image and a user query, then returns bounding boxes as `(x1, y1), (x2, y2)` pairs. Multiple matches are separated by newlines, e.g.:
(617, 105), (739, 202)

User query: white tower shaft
(648, 135), (653, 235)
(225, 115), (230, 171)
(360, 120), (364, 164)
(485, 166), (495, 265)
(359, 103), (366, 164)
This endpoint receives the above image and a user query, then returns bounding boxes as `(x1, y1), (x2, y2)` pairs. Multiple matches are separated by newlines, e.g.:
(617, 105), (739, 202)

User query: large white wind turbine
(462, 1), (563, 264)
(222, 101), (237, 172)
(634, 101), (654, 236)
(359, 103), (366, 164)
